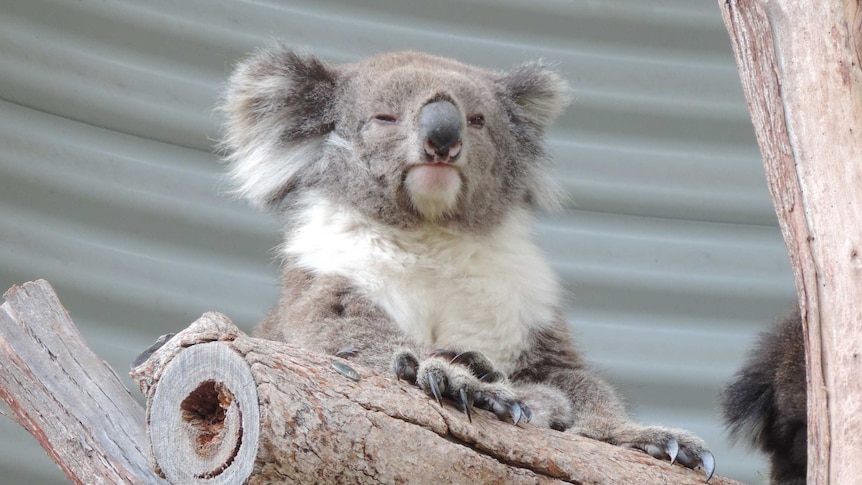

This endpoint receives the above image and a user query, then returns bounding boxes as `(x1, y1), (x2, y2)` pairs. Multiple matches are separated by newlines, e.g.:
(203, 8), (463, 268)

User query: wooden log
(0, 279), (746, 483)
(718, 1), (862, 483)
(131, 311), (744, 485)
(0, 280), (165, 484)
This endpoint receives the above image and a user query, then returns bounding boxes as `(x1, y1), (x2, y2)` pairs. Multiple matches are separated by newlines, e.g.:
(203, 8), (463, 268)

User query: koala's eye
(373, 114), (399, 124)
(467, 114), (485, 129)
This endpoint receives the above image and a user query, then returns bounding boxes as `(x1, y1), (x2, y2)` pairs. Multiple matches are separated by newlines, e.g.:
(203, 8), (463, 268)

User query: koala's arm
(721, 310), (807, 485)
(253, 264), (424, 374)
(255, 265), (714, 477)
(511, 322), (714, 475)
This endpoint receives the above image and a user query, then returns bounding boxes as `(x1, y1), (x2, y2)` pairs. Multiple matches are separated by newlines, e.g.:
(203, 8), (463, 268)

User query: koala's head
(220, 44), (570, 233)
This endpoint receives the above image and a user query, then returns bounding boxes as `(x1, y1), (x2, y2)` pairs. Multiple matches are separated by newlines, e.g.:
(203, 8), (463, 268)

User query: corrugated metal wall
(0, 1), (795, 483)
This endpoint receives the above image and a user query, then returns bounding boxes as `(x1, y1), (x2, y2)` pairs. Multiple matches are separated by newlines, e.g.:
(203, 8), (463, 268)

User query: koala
(220, 43), (714, 480)
(721, 309), (807, 484)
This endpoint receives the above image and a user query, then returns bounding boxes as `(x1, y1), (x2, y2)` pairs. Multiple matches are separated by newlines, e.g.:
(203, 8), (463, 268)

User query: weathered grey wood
(0, 280), (165, 484)
(718, 1), (862, 483)
(132, 311), (745, 485)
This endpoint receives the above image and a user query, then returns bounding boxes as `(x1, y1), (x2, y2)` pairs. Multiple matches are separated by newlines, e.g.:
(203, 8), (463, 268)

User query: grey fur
(721, 309), (806, 484)
(220, 44), (713, 478)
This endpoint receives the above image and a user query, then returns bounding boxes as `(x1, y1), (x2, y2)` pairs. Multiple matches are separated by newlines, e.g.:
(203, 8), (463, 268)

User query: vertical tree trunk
(718, 1), (862, 483)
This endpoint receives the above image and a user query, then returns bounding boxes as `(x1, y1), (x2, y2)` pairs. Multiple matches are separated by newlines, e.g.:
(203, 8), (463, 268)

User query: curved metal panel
(0, 1), (790, 482)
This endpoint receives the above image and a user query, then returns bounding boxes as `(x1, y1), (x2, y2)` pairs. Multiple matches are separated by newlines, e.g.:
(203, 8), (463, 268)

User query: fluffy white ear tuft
(218, 43), (339, 208)
(496, 62), (571, 129)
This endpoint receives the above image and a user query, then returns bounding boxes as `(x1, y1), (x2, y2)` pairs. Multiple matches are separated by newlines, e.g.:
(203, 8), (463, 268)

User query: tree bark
(2, 279), (744, 484)
(0, 280), (165, 484)
(131, 310), (743, 485)
(718, 1), (862, 483)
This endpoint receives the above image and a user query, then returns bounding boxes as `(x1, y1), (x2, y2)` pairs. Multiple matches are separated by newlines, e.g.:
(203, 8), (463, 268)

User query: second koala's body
(722, 310), (807, 484)
(221, 44), (712, 478)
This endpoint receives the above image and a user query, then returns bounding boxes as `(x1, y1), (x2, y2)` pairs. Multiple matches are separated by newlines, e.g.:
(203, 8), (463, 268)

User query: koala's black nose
(419, 100), (463, 159)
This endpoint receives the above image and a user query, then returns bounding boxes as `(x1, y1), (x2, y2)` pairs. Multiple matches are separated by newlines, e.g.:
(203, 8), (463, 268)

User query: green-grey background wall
(0, 1), (795, 483)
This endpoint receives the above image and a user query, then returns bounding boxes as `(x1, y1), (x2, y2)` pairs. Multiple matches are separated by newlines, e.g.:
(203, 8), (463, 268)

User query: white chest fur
(283, 197), (561, 372)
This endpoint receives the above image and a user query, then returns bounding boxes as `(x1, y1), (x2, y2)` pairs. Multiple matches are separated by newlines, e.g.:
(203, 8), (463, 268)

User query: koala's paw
(393, 349), (530, 425)
(613, 425), (715, 481)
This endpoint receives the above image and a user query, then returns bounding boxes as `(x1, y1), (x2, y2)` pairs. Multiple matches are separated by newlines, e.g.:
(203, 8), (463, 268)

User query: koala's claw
(671, 449), (714, 482)
(474, 389), (531, 425)
(521, 403), (533, 423)
(510, 403), (522, 424)
(617, 426), (713, 481)
(426, 369), (445, 406)
(701, 451), (715, 482)
(396, 349), (530, 425)
(459, 387), (473, 422)
(335, 347), (360, 358)
(666, 438), (679, 465)
(420, 366), (478, 423)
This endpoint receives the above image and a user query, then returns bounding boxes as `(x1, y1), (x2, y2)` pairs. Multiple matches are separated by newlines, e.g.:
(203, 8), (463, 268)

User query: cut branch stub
(147, 342), (259, 484)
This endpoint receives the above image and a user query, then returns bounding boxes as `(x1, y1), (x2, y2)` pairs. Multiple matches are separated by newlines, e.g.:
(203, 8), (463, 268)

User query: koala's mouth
(423, 139), (462, 164)
(410, 153), (464, 172)
(403, 162), (462, 220)
(407, 161), (461, 181)
(420, 161), (459, 169)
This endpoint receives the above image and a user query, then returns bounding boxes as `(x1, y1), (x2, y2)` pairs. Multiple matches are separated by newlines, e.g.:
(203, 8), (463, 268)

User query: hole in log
(180, 380), (236, 461)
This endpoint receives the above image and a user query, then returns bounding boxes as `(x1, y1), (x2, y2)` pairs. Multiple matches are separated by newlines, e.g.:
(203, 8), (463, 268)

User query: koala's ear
(496, 62), (571, 129)
(219, 43), (338, 208)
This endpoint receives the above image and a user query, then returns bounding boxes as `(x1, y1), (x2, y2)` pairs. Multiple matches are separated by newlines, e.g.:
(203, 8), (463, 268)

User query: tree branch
(1, 279), (745, 484)
(131, 311), (743, 485)
(0, 280), (165, 484)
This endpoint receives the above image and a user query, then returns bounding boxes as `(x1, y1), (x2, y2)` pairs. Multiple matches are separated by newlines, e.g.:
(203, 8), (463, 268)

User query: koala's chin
(404, 163), (462, 220)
